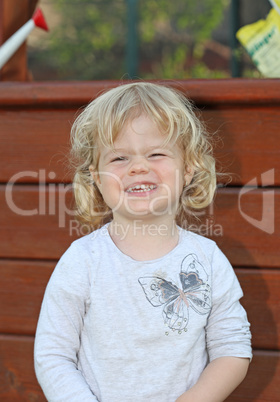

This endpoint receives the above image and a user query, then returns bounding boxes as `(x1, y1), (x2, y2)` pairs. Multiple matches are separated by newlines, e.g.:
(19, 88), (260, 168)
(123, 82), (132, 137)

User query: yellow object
(236, 7), (280, 77)
(269, 0), (280, 14)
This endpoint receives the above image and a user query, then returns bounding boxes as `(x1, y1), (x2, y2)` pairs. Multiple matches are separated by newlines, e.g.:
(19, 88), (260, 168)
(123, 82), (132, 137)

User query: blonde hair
(70, 82), (216, 230)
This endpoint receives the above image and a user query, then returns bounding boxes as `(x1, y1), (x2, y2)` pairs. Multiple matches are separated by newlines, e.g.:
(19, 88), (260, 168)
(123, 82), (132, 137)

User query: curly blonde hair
(70, 82), (216, 230)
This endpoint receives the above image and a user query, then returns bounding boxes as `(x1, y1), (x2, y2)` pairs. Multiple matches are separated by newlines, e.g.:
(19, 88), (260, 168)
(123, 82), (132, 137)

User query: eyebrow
(103, 143), (176, 159)
(102, 148), (126, 161)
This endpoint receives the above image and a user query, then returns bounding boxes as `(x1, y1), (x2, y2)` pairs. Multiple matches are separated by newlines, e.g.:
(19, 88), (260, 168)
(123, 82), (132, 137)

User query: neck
(108, 216), (180, 261)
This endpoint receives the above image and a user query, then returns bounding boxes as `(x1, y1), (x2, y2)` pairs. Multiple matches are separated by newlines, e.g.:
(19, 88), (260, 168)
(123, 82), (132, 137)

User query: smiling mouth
(126, 184), (157, 193)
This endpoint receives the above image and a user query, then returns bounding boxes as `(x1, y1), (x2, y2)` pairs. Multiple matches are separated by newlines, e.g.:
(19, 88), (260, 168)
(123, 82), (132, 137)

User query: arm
(176, 246), (252, 402)
(34, 245), (98, 401)
(176, 356), (250, 402)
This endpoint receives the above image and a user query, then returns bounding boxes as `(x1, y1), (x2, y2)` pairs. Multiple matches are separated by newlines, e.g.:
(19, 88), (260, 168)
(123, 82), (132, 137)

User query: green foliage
(35, 0), (230, 80)
(43, 0), (126, 79)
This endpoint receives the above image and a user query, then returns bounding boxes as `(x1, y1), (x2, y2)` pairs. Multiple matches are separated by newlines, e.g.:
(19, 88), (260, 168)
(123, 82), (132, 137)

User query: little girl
(34, 82), (252, 402)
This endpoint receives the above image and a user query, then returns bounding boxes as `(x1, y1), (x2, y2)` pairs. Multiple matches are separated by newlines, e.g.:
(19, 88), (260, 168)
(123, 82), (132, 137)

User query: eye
(149, 153), (166, 158)
(111, 156), (127, 162)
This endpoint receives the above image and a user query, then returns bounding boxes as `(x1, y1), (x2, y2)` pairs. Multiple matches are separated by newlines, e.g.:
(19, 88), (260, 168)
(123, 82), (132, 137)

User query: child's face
(91, 114), (191, 224)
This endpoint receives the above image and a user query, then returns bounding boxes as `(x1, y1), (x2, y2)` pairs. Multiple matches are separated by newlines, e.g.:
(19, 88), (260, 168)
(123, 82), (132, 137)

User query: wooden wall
(0, 80), (279, 401)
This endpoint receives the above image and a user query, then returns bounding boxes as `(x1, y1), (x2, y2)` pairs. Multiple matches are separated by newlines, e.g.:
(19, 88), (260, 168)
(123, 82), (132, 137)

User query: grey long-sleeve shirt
(34, 225), (252, 402)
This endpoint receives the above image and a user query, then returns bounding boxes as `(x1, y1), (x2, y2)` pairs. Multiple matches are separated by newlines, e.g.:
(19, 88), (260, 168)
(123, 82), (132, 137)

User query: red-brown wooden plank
(1, 80), (280, 106)
(2, 185), (279, 267)
(0, 106), (279, 185)
(0, 335), (279, 402)
(1, 261), (279, 351)
(0, 109), (74, 183)
(0, 335), (46, 401)
(211, 187), (279, 268)
(0, 259), (54, 335)
(235, 269), (280, 351)
(0, 184), (76, 259)
(226, 350), (280, 402)
(204, 106), (280, 186)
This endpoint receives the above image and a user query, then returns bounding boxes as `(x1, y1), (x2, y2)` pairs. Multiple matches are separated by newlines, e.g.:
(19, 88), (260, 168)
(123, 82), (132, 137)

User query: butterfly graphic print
(138, 254), (211, 333)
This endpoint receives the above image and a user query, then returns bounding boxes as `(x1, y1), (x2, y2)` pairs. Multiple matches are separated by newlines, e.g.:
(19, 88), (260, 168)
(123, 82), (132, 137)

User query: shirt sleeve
(206, 246), (252, 362)
(34, 244), (99, 401)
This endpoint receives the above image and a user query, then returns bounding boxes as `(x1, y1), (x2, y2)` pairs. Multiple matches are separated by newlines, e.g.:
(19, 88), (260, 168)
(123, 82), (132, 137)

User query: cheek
(173, 166), (186, 194)
(160, 163), (185, 182)
(99, 172), (124, 195)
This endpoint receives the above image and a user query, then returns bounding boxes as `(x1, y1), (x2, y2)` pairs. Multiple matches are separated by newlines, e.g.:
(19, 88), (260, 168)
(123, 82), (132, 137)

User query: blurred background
(27, 0), (272, 81)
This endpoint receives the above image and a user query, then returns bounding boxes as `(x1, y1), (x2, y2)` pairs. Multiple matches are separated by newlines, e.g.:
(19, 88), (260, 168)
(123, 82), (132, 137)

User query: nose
(128, 156), (150, 175)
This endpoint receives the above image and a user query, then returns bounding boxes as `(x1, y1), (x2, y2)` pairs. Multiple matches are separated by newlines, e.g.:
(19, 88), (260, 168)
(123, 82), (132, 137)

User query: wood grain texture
(1, 80), (280, 106)
(0, 184), (75, 259)
(0, 260), (54, 335)
(209, 187), (279, 268)
(0, 335), (46, 401)
(0, 109), (73, 183)
(235, 269), (280, 351)
(226, 350), (280, 402)
(204, 106), (280, 185)
(1, 186), (279, 267)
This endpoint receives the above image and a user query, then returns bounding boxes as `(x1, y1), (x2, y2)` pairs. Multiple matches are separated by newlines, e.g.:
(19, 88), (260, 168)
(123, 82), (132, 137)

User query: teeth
(127, 184), (156, 193)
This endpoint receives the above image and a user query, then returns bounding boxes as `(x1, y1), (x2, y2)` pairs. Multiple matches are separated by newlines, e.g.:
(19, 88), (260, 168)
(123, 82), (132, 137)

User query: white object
(34, 224), (252, 401)
(0, 8), (48, 70)
(269, 0), (280, 15)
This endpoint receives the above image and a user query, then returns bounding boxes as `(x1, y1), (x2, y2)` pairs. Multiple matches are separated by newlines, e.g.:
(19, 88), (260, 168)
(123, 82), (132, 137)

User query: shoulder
(180, 228), (217, 255)
(56, 224), (114, 274)
(179, 228), (233, 270)
(67, 224), (109, 255)
(47, 227), (108, 290)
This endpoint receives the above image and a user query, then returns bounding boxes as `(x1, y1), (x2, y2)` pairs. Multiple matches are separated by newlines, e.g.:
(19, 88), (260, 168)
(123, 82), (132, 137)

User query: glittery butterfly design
(138, 254), (211, 333)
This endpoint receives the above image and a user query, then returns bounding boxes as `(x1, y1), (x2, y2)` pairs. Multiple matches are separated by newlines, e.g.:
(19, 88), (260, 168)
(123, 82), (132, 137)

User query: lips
(126, 183), (157, 193)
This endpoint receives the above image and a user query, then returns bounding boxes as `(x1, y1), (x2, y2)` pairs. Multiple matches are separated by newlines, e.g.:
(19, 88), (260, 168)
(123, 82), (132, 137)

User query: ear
(89, 165), (102, 193)
(184, 166), (194, 186)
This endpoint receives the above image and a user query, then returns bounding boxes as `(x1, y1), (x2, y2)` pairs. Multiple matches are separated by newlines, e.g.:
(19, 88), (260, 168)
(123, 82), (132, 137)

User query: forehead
(95, 113), (184, 167)
(114, 114), (177, 147)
